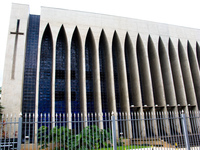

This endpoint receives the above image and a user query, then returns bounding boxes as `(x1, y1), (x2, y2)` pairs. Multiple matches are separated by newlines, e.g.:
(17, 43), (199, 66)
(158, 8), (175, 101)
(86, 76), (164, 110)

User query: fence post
(180, 111), (190, 150)
(111, 112), (117, 150)
(17, 113), (22, 150)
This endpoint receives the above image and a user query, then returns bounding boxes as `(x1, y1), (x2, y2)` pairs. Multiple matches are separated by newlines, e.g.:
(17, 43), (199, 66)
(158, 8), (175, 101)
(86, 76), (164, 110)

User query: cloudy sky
(0, 0), (200, 86)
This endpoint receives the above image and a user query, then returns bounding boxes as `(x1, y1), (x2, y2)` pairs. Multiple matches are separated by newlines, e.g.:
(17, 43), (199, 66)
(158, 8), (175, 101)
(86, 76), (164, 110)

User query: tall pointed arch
(99, 30), (116, 113)
(39, 24), (53, 115)
(148, 36), (166, 107)
(158, 37), (177, 108)
(55, 25), (67, 114)
(71, 27), (81, 113)
(85, 28), (95, 113)
(112, 31), (121, 112)
(125, 33), (142, 108)
(187, 41), (200, 109)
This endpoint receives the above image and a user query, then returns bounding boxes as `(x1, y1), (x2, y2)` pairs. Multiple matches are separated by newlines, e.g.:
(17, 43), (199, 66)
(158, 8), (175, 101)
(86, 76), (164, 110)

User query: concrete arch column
(136, 34), (155, 107)
(125, 33), (146, 137)
(112, 31), (132, 138)
(136, 34), (157, 136)
(168, 39), (187, 107)
(88, 27), (103, 128)
(148, 36), (166, 107)
(158, 37), (177, 108)
(148, 36), (170, 135)
(112, 31), (130, 113)
(125, 33), (143, 108)
(158, 37), (180, 134)
(178, 40), (198, 110)
(78, 27), (88, 118)
(169, 38), (191, 132)
(63, 25), (74, 129)
(188, 42), (200, 109)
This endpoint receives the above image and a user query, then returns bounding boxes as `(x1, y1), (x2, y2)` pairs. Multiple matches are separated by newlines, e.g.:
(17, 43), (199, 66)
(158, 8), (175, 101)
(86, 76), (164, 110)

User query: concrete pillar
(78, 30), (87, 117)
(136, 34), (157, 136)
(169, 38), (191, 132)
(188, 42), (200, 109)
(169, 39), (187, 107)
(158, 37), (177, 107)
(148, 36), (166, 107)
(112, 31), (130, 113)
(89, 29), (102, 114)
(65, 27), (72, 117)
(158, 37), (180, 133)
(125, 33), (143, 107)
(178, 40), (198, 110)
(65, 27), (72, 129)
(148, 36), (170, 135)
(112, 31), (132, 138)
(125, 33), (146, 137)
(136, 34), (155, 107)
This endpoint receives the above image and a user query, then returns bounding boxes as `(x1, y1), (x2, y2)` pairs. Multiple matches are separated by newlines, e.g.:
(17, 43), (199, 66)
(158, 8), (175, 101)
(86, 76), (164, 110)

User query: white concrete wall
(1, 3), (29, 115)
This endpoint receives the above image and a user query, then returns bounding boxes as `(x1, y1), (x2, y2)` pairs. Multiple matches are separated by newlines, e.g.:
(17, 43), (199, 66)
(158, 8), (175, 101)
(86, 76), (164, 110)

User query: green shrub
(38, 125), (112, 150)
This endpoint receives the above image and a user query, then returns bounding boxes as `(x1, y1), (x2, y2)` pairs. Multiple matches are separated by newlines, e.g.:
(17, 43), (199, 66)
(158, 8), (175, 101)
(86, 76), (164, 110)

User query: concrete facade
(2, 4), (200, 135)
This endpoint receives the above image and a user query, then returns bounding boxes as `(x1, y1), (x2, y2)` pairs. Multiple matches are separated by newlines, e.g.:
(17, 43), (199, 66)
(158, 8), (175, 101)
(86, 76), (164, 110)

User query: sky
(0, 0), (200, 86)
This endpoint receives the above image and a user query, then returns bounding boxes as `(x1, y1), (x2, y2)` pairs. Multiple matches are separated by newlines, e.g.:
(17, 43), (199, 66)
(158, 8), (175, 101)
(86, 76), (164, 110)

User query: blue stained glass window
(85, 33), (94, 113)
(55, 27), (66, 114)
(99, 34), (108, 112)
(39, 24), (53, 115)
(71, 30), (80, 113)
(22, 15), (40, 114)
(112, 38), (121, 112)
(22, 15), (40, 143)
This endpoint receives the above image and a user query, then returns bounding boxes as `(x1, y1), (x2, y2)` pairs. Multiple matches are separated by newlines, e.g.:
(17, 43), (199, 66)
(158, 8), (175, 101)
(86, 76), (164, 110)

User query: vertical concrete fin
(168, 38), (187, 107)
(158, 37), (177, 107)
(136, 34), (154, 107)
(187, 41), (200, 109)
(125, 33), (145, 137)
(99, 30), (116, 113)
(125, 33), (142, 108)
(178, 40), (197, 108)
(148, 36), (166, 107)
(112, 31), (130, 113)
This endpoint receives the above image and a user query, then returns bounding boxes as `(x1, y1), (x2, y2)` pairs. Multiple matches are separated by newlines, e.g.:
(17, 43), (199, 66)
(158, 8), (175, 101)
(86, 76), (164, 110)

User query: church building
(2, 3), (200, 120)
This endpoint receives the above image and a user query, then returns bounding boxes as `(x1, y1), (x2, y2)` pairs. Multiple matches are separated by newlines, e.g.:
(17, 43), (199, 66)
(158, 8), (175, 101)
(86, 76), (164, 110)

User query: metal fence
(0, 111), (200, 150)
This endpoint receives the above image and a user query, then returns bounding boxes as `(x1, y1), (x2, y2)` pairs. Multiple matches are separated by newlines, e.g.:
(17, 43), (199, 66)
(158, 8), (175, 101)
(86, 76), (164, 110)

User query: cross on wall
(10, 19), (24, 79)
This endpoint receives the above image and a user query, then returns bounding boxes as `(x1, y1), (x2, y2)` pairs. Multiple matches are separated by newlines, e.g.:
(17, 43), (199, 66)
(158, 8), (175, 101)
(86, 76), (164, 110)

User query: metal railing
(0, 111), (200, 150)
